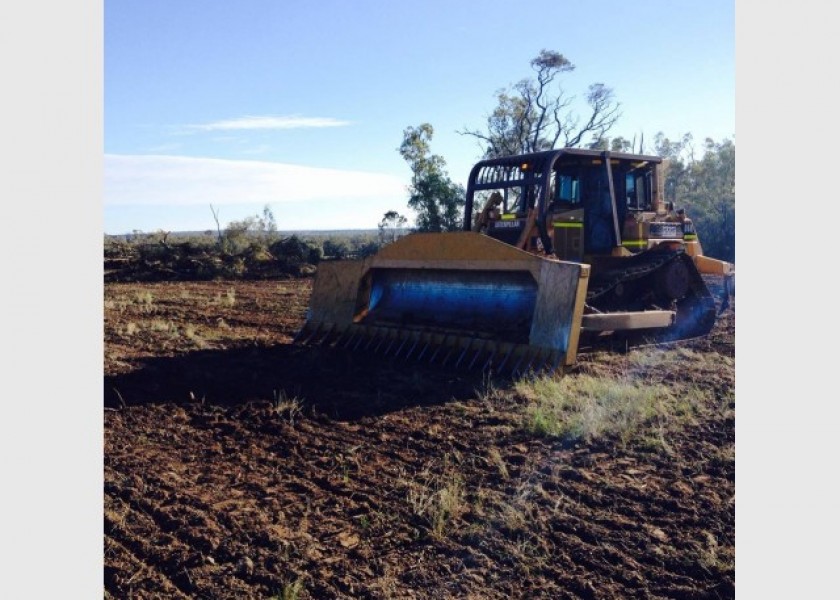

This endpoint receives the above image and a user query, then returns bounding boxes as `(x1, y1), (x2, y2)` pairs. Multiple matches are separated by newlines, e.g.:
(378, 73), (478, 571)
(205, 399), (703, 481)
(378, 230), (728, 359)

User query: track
(585, 250), (718, 343)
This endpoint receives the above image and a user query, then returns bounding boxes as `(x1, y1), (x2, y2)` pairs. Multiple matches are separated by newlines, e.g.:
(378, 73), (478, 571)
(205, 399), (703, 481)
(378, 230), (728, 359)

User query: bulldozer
(294, 148), (734, 376)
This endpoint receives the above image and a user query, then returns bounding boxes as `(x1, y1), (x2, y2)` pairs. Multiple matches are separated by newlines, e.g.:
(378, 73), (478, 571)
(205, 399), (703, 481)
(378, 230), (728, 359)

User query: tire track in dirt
(104, 534), (192, 599)
(105, 491), (209, 598)
(108, 408), (431, 597)
(106, 469), (318, 597)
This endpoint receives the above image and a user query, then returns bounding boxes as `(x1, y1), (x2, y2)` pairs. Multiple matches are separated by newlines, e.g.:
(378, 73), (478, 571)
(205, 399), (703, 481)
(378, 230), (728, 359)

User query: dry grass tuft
(515, 372), (710, 447)
(405, 463), (468, 539)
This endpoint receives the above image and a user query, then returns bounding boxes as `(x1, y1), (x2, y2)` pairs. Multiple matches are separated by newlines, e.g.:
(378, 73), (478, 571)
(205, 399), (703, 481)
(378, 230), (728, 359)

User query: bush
(270, 236), (312, 261)
(307, 244), (323, 264)
(322, 238), (350, 259)
(104, 230), (337, 282)
(355, 240), (381, 258)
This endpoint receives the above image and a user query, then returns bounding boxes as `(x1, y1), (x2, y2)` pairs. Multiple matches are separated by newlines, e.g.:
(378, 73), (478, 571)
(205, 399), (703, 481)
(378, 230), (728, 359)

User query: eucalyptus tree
(460, 50), (621, 157)
(398, 123), (465, 232)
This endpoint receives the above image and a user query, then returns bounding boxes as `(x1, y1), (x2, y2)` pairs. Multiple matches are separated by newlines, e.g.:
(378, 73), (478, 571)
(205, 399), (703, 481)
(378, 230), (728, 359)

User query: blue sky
(105, 0), (735, 234)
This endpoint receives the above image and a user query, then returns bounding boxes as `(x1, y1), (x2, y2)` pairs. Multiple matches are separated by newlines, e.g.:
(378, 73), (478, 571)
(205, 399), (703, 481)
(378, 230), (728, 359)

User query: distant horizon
(105, 227), (402, 238)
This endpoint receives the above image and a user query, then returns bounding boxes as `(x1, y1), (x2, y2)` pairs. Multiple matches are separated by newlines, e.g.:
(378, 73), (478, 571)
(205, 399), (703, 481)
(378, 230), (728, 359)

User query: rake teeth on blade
(467, 341), (489, 370)
(372, 331), (390, 353)
(428, 336), (448, 364)
(293, 321), (336, 347)
(293, 321), (319, 345)
(291, 322), (312, 345)
(415, 340), (431, 362)
(392, 335), (410, 358)
(353, 329), (371, 351)
(403, 335), (421, 360)
(481, 347), (498, 372)
(294, 320), (567, 377)
(510, 348), (530, 378)
(315, 324), (338, 346)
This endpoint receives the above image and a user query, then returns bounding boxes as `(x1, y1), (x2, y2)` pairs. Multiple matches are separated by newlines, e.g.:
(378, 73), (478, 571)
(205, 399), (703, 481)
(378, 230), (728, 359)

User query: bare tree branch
(459, 50), (620, 157)
(209, 204), (222, 245)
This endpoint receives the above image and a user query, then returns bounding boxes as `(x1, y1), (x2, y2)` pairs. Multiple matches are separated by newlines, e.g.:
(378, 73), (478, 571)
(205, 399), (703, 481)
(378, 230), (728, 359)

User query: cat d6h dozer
(294, 148), (734, 376)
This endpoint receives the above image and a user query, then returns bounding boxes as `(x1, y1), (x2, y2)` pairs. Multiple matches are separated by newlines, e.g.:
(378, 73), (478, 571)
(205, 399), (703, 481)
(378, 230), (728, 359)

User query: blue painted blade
(364, 269), (537, 343)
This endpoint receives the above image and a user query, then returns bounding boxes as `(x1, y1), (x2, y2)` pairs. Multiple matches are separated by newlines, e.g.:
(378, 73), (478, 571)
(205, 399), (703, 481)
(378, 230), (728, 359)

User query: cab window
(625, 170), (651, 211)
(552, 172), (580, 205)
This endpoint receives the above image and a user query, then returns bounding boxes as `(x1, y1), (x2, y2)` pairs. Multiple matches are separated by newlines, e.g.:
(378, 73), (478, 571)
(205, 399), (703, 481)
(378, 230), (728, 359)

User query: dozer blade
(294, 232), (590, 376)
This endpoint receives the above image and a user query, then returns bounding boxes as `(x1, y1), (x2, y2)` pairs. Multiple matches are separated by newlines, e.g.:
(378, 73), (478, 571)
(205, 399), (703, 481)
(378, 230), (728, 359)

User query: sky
(104, 0), (734, 234)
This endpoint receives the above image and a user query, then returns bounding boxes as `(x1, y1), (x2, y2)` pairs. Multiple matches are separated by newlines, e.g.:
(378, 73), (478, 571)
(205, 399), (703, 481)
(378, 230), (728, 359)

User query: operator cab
(466, 148), (669, 262)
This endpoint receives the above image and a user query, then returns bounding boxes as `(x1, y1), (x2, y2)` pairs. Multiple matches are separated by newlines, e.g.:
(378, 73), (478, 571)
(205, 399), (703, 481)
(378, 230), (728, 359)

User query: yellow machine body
(296, 148), (733, 375)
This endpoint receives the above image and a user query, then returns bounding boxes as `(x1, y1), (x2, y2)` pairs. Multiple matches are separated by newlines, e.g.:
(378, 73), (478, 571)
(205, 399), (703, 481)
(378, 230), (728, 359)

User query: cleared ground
(104, 277), (735, 599)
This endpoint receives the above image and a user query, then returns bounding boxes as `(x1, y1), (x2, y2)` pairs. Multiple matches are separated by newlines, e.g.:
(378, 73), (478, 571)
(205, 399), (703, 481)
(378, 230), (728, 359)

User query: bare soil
(104, 277), (735, 599)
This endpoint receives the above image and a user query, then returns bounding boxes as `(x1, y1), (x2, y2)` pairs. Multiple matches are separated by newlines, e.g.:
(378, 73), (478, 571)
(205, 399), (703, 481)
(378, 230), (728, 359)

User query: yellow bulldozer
(294, 148), (734, 376)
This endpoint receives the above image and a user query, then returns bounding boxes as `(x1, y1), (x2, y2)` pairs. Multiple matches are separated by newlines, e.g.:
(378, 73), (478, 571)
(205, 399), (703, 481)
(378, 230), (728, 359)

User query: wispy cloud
(104, 154), (405, 207)
(185, 115), (351, 132)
